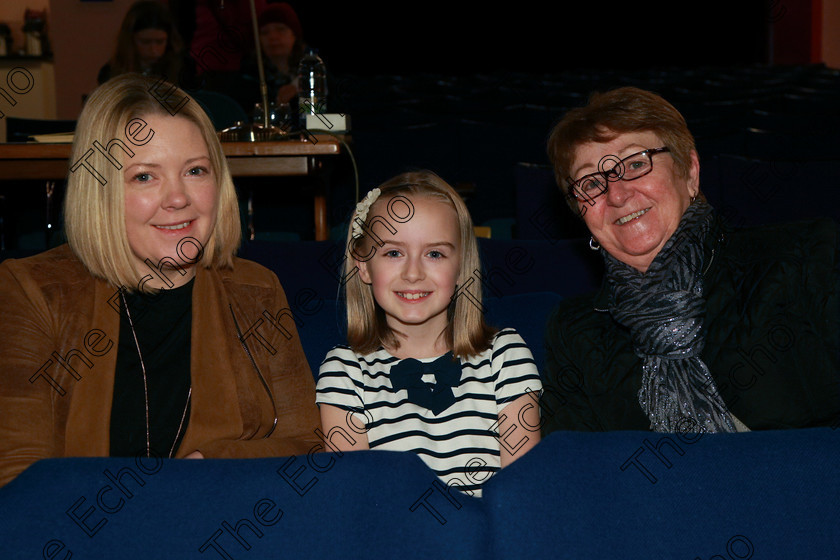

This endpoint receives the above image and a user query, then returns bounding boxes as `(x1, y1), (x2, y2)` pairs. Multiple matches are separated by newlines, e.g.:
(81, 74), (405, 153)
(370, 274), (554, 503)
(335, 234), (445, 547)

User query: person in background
(98, 0), (192, 85)
(169, 0), (267, 96)
(0, 74), (321, 487)
(542, 87), (840, 435)
(235, 3), (305, 115)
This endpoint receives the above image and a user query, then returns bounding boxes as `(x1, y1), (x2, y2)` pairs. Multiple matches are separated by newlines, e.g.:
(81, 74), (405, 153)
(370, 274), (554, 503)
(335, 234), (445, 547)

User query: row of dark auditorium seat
(515, 154), (840, 242)
(334, 64), (840, 232)
(2, 64), (838, 247)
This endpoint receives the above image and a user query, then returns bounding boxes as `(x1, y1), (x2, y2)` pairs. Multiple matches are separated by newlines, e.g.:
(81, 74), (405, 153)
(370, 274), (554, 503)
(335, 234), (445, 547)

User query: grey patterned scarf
(603, 202), (736, 433)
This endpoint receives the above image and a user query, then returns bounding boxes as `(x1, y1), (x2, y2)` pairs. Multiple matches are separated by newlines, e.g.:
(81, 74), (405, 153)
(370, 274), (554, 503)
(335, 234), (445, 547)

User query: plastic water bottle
(297, 48), (327, 117)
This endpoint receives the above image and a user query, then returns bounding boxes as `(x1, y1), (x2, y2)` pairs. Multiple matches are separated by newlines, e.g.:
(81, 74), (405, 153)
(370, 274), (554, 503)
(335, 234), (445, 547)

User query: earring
(589, 237), (600, 251)
(690, 192), (698, 203)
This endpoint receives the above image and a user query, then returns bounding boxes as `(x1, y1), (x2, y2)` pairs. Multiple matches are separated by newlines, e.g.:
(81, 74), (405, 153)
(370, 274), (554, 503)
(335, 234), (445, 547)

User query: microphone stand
(248, 0), (270, 131)
(219, 0), (284, 141)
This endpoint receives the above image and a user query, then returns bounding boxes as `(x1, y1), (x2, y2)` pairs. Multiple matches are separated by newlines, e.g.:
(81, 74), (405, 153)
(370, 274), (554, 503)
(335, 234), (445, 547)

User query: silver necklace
(120, 290), (192, 459)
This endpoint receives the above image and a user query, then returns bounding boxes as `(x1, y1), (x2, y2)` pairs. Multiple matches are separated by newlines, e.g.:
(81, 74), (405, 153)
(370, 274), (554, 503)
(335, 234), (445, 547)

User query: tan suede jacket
(0, 245), (322, 486)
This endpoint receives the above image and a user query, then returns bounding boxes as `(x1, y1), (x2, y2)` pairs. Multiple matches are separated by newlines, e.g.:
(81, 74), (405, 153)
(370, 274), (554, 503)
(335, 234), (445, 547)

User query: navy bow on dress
(389, 352), (463, 415)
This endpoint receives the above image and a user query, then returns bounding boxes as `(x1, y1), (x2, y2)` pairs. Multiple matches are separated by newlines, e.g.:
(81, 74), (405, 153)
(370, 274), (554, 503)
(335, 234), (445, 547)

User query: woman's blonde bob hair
(343, 170), (496, 358)
(64, 73), (240, 292)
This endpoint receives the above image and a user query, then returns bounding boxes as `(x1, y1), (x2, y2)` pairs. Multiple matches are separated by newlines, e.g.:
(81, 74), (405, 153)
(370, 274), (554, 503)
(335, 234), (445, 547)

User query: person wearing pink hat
(236, 2), (305, 111)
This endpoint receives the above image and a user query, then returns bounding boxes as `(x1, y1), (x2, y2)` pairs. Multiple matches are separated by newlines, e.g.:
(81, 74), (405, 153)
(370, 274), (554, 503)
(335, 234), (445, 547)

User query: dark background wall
(46, 0), (830, 119)
(296, 1), (774, 75)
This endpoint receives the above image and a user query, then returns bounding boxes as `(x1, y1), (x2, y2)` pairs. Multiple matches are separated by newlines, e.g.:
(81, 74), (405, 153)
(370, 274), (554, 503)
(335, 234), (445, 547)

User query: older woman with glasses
(542, 87), (840, 434)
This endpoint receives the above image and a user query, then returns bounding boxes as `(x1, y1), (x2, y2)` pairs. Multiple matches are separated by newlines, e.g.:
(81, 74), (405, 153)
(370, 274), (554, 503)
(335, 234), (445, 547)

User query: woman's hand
(276, 84), (297, 104)
(184, 450), (205, 459)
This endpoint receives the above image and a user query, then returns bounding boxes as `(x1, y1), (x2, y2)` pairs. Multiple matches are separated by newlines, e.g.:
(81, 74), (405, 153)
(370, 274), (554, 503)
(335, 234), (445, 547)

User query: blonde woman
(0, 74), (320, 487)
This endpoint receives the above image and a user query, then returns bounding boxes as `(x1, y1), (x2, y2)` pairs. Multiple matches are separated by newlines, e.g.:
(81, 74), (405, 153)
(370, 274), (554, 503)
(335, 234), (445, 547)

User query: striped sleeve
(492, 328), (542, 407)
(315, 346), (365, 411)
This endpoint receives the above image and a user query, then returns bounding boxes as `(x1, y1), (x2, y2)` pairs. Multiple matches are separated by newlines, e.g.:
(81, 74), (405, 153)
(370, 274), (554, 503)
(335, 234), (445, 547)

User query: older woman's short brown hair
(64, 73), (240, 292)
(547, 86), (698, 214)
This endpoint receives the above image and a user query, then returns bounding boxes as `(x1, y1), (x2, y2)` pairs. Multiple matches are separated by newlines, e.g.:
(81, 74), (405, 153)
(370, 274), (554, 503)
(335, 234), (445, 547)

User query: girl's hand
(184, 450), (205, 459)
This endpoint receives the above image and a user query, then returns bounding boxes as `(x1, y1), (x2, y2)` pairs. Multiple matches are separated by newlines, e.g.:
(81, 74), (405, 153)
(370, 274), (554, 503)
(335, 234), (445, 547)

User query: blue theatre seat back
(0, 451), (488, 559)
(481, 428), (840, 558)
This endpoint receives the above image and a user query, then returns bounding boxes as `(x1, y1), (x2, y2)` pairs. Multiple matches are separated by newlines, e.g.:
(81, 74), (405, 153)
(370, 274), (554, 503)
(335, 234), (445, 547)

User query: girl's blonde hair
(64, 73), (240, 292)
(343, 170), (496, 357)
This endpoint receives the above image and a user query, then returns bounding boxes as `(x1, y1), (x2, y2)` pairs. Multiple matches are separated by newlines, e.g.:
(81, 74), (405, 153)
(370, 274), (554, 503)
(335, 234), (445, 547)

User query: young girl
(316, 171), (542, 496)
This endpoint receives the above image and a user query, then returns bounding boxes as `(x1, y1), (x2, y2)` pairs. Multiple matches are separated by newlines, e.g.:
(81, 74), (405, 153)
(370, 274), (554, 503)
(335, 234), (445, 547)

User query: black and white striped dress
(315, 328), (542, 496)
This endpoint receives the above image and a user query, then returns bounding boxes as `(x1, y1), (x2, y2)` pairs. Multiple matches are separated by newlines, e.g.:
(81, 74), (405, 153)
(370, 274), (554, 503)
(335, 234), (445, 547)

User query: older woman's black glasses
(567, 147), (671, 205)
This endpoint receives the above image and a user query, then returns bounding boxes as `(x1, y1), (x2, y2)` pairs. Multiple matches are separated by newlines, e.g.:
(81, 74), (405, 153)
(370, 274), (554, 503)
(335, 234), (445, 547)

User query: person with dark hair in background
(235, 2), (304, 112)
(98, 0), (193, 85)
(542, 86), (840, 435)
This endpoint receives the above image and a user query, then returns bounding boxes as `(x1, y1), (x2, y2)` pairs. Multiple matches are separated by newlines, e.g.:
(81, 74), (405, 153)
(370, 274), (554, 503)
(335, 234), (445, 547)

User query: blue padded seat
(514, 162), (590, 241)
(0, 451), (488, 559)
(3, 429), (837, 558)
(482, 428), (840, 558)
